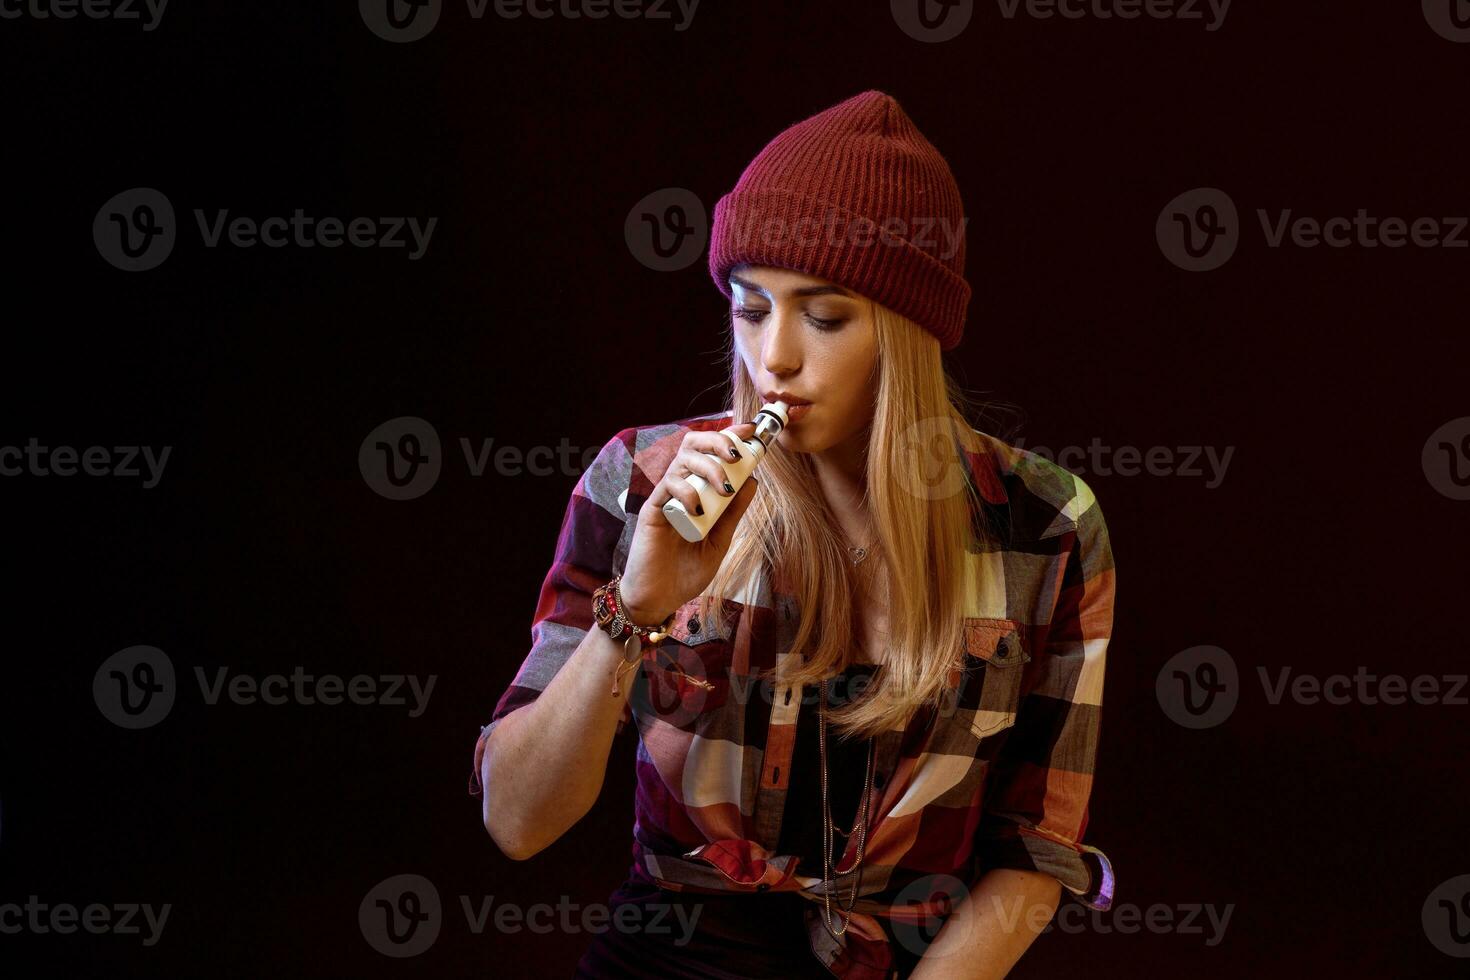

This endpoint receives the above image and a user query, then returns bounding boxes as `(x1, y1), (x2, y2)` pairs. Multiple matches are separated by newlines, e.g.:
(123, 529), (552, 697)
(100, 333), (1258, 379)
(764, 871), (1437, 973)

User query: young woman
(472, 90), (1116, 979)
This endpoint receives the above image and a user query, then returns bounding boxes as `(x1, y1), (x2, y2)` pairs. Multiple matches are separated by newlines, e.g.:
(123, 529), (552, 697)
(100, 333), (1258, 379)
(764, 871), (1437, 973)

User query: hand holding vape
(662, 401), (788, 543)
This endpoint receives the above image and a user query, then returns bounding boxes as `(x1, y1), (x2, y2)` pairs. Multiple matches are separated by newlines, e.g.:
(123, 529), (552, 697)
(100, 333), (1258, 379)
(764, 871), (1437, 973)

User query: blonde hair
(704, 298), (997, 741)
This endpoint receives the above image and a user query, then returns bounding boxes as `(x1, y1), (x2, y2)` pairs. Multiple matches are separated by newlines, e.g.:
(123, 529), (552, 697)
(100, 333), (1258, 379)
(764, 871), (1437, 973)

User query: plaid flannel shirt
(471, 410), (1116, 978)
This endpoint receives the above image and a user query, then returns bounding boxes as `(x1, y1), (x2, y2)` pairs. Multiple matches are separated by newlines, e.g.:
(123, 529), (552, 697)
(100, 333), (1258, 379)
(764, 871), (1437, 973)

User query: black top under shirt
(776, 663), (885, 870)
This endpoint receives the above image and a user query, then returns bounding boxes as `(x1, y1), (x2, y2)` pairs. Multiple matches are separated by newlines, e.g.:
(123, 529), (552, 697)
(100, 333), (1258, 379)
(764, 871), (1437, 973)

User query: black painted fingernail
(728, 448), (740, 460)
(695, 503), (704, 516)
(723, 481), (734, 494)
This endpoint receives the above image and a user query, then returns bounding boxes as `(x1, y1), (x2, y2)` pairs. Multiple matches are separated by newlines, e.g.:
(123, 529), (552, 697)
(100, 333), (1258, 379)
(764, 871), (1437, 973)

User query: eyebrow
(728, 273), (854, 299)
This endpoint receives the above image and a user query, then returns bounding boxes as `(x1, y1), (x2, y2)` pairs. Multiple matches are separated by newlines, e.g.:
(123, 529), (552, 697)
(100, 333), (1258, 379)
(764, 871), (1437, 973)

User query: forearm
(910, 869), (1062, 980)
(480, 624), (638, 859)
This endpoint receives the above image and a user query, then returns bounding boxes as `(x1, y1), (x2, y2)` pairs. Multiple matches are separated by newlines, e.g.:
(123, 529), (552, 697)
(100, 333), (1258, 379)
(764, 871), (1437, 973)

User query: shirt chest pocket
(632, 596), (740, 731)
(956, 617), (1033, 740)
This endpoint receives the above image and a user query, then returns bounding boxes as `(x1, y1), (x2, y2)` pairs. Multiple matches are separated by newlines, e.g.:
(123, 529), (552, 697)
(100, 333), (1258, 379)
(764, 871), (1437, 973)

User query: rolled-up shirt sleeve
(972, 477), (1116, 910)
(469, 427), (636, 797)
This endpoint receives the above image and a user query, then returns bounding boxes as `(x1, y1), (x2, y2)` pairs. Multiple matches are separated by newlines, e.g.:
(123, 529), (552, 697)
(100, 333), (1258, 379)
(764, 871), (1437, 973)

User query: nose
(759, 306), (801, 378)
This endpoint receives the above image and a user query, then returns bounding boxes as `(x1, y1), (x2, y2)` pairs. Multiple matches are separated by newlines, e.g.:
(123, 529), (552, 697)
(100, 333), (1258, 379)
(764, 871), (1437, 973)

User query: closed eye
(732, 307), (846, 331)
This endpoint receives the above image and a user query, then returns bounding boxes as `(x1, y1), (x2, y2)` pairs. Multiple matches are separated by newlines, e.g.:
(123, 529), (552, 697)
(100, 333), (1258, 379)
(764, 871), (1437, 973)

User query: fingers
(641, 423), (761, 523)
(707, 475), (758, 550)
(643, 451), (716, 520)
(686, 424), (758, 466)
(662, 451), (707, 517)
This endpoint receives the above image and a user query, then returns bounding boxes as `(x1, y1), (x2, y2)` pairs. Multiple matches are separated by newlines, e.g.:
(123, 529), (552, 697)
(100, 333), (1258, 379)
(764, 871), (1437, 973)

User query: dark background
(2, 1), (1467, 976)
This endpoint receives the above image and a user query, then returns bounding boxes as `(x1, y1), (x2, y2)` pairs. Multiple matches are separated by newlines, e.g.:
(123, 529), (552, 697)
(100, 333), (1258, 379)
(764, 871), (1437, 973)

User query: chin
(776, 427), (824, 454)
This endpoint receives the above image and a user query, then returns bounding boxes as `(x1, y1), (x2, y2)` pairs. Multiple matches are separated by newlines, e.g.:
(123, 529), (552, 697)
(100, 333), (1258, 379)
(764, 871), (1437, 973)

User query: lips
(764, 392), (813, 406)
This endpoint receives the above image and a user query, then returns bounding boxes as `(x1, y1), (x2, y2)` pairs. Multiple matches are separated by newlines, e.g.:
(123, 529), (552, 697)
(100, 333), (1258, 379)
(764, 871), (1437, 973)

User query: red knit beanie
(708, 90), (971, 351)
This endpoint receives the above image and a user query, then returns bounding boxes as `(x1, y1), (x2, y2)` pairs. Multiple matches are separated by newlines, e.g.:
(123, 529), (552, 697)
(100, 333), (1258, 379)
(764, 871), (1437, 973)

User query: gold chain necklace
(817, 676), (876, 940)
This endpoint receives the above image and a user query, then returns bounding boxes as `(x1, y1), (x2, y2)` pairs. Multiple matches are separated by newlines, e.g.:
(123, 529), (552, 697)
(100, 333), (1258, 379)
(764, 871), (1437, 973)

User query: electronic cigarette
(662, 401), (789, 543)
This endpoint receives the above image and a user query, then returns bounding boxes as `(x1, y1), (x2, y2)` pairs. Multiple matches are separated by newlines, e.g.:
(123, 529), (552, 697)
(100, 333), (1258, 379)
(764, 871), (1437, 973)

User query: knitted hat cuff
(709, 186), (971, 351)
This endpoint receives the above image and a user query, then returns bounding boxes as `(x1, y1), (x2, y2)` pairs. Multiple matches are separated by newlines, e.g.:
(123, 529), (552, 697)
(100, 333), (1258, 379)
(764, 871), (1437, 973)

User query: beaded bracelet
(592, 573), (676, 697)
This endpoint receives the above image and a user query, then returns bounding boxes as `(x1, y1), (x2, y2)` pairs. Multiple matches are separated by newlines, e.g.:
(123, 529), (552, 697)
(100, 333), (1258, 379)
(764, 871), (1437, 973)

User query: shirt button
(995, 641), (1008, 659)
(688, 616), (701, 635)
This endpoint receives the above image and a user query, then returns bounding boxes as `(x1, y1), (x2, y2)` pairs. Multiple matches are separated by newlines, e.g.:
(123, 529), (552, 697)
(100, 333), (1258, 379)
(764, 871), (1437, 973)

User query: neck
(811, 423), (870, 526)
